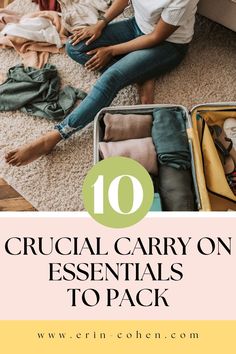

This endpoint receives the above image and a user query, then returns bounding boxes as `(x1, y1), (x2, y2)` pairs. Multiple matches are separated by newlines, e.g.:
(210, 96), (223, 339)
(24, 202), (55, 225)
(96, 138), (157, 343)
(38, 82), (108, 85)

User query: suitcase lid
(190, 102), (236, 115)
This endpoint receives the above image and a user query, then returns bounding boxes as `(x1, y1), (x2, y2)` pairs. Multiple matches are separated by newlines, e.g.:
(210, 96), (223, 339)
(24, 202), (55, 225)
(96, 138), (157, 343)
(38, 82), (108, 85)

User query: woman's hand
(69, 22), (105, 46)
(85, 47), (114, 71)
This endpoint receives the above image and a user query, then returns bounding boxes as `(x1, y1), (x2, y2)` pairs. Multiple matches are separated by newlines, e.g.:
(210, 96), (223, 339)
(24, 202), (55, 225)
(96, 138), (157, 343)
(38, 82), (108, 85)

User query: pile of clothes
(0, 64), (86, 120)
(0, 0), (112, 119)
(58, 0), (112, 33)
(0, 9), (67, 67)
(0, 1), (112, 67)
(32, 1), (113, 32)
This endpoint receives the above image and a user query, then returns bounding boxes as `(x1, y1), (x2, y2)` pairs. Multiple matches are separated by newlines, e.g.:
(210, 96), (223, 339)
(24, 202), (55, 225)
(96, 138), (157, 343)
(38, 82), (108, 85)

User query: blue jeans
(55, 18), (188, 139)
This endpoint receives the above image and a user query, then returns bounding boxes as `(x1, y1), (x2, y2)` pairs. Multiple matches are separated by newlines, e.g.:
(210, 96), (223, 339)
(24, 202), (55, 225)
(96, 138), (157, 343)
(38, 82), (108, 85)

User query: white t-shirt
(132, 0), (199, 43)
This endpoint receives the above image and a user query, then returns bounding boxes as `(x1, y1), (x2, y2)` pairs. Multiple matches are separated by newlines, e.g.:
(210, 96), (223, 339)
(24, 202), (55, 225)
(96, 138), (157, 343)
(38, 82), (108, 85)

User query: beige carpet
(0, 0), (236, 211)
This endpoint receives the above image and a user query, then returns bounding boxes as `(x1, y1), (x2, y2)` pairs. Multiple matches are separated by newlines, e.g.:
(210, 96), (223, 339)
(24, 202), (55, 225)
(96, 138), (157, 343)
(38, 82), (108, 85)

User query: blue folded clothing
(150, 193), (162, 211)
(152, 107), (191, 170)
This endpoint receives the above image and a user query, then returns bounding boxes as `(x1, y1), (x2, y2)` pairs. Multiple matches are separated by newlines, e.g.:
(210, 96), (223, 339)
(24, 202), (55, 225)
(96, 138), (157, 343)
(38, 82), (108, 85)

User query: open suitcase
(94, 102), (236, 211)
(191, 102), (236, 211)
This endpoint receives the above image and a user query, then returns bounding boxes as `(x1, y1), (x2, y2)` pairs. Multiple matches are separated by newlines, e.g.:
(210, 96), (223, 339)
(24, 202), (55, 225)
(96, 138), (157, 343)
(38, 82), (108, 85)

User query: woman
(6, 0), (199, 166)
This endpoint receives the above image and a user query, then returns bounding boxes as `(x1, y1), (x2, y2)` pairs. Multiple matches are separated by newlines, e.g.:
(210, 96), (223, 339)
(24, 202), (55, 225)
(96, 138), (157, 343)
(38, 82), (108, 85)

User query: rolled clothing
(103, 113), (152, 141)
(152, 107), (191, 170)
(158, 165), (196, 211)
(150, 193), (162, 212)
(99, 137), (158, 175)
(0, 64), (87, 120)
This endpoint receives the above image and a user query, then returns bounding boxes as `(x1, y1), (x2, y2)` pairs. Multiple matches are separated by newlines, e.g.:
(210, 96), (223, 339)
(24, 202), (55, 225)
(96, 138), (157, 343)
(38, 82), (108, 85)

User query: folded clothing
(0, 64), (87, 120)
(99, 138), (158, 175)
(103, 113), (153, 141)
(158, 165), (196, 211)
(150, 193), (162, 211)
(152, 107), (191, 170)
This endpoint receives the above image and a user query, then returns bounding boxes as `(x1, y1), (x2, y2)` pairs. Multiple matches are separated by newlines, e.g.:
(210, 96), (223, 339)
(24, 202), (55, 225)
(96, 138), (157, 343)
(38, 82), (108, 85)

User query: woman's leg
(66, 17), (143, 69)
(56, 41), (188, 139)
(6, 41), (187, 166)
(5, 18), (144, 166)
(5, 131), (61, 166)
(67, 18), (156, 104)
(137, 79), (156, 104)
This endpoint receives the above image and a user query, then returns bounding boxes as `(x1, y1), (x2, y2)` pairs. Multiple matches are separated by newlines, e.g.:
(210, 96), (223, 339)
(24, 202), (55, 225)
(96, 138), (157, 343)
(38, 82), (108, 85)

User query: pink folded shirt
(99, 137), (158, 175)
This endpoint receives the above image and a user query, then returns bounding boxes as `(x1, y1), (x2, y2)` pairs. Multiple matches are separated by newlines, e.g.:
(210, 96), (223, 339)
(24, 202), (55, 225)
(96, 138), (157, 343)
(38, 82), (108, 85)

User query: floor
(0, 0), (35, 212)
(0, 178), (36, 211)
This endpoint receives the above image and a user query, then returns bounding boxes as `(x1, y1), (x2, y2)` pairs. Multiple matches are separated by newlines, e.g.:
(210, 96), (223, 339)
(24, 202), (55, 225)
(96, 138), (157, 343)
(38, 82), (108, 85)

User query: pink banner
(0, 216), (235, 320)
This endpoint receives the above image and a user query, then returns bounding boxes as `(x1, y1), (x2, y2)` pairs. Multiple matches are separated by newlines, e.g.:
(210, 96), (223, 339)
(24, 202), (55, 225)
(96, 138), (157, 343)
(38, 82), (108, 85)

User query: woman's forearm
(103, 0), (129, 23)
(111, 34), (160, 56)
(110, 18), (179, 56)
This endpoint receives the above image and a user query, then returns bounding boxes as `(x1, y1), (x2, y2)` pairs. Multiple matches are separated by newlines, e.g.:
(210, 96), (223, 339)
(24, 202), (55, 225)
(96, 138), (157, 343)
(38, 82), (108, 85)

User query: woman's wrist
(97, 15), (109, 29)
(109, 45), (117, 56)
(97, 20), (107, 29)
(110, 45), (126, 57)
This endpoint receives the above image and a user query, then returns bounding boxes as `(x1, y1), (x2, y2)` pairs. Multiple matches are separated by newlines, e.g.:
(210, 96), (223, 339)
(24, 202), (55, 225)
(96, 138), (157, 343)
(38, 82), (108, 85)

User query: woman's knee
(65, 39), (87, 63)
(65, 40), (74, 57)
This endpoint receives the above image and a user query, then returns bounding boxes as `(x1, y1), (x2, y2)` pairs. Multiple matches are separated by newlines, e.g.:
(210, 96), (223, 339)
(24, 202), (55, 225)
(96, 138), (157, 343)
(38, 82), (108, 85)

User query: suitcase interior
(94, 103), (236, 212)
(190, 103), (236, 211)
(94, 104), (201, 212)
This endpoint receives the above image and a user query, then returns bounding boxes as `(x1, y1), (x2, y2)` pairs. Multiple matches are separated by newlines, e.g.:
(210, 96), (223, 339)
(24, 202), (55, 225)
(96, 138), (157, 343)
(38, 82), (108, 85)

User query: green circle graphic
(82, 157), (154, 228)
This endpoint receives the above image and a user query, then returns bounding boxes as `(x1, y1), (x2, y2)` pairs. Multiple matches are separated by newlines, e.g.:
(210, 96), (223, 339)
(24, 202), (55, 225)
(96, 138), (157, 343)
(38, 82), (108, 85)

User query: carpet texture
(0, 0), (236, 211)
